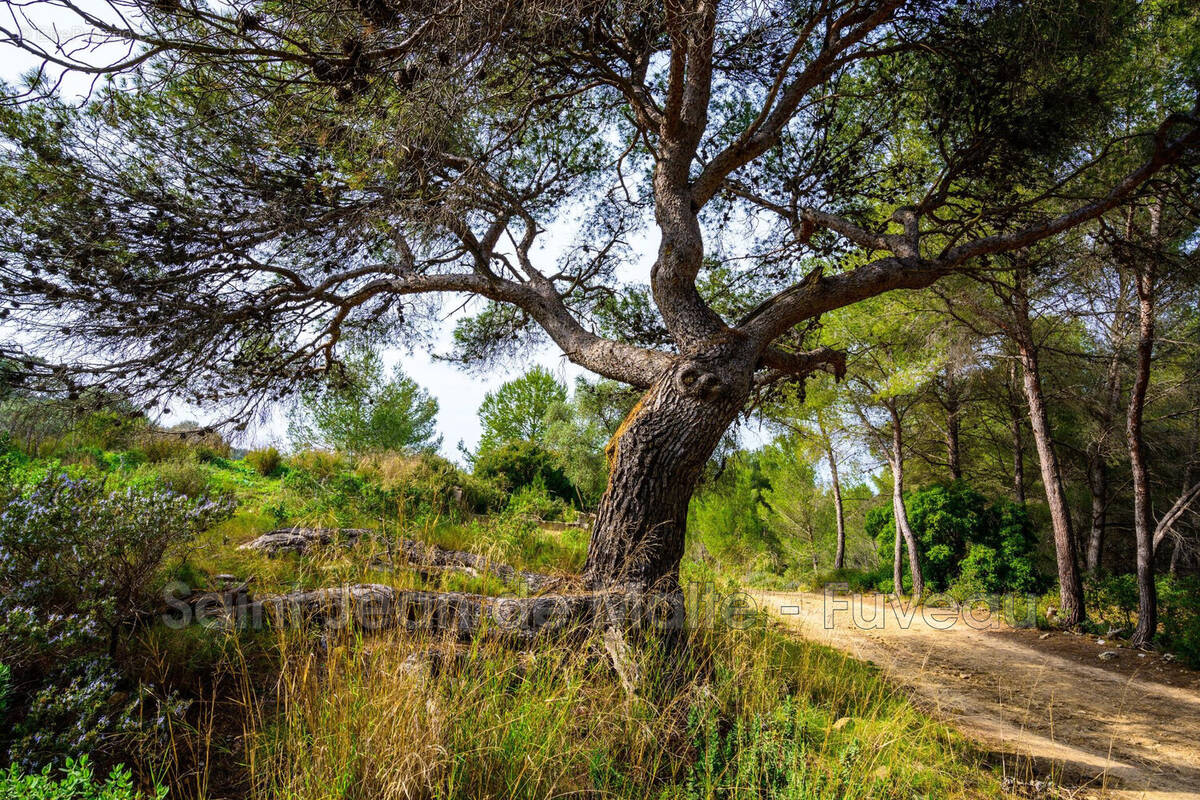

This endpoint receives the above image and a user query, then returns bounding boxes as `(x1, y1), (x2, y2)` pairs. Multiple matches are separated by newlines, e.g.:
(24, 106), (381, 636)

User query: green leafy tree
(290, 350), (440, 456)
(542, 378), (641, 507)
(476, 367), (568, 455)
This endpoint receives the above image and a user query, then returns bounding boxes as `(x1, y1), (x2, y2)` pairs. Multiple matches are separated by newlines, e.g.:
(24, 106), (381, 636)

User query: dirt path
(749, 590), (1200, 800)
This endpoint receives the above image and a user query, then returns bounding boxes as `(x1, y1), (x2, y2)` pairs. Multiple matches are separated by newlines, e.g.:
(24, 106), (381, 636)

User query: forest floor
(748, 590), (1200, 800)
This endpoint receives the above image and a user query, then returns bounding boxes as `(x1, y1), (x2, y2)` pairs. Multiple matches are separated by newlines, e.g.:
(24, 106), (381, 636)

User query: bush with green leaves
(243, 446), (281, 477)
(1, 756), (165, 800)
(0, 473), (233, 656)
(1083, 572), (1139, 632)
(1157, 575), (1200, 667)
(867, 482), (1044, 595)
(473, 441), (578, 506)
(0, 472), (224, 769)
(506, 478), (574, 522)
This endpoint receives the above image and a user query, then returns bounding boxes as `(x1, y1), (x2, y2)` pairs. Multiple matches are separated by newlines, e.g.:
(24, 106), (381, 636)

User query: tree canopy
(0, 0), (1194, 414)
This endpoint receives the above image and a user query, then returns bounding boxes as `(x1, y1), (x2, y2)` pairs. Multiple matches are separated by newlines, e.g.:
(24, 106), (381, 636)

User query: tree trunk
(946, 404), (962, 481)
(821, 420), (846, 571)
(1012, 282), (1084, 625)
(1127, 203), (1159, 649)
(1008, 361), (1027, 504)
(1086, 300), (1128, 574)
(943, 370), (963, 481)
(1085, 447), (1108, 574)
(583, 346), (753, 591)
(888, 403), (924, 598)
(805, 523), (819, 574)
(892, 500), (903, 592)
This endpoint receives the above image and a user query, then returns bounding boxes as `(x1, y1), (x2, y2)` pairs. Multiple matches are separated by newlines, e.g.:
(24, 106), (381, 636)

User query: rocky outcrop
(238, 527), (372, 556)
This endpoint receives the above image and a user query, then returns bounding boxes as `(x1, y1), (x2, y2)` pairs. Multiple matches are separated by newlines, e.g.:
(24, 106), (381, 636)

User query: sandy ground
(748, 590), (1200, 800)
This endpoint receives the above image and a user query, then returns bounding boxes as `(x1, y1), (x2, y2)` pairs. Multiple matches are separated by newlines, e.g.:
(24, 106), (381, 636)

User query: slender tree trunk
(892, 497), (903, 592)
(1085, 447), (1108, 573)
(946, 406), (962, 481)
(888, 403), (924, 598)
(820, 419), (846, 570)
(1086, 295), (1128, 574)
(805, 523), (819, 574)
(1127, 202), (1159, 649)
(584, 343), (754, 591)
(1008, 361), (1027, 504)
(1012, 279), (1084, 625)
(942, 370), (963, 481)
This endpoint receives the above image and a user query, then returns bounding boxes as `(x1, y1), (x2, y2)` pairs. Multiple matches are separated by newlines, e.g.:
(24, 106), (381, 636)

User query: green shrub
(1156, 575), (1200, 666)
(473, 441), (578, 505)
(808, 567), (884, 593)
(244, 446), (282, 477)
(137, 434), (193, 464)
(0, 756), (165, 800)
(868, 482), (1043, 594)
(506, 477), (572, 521)
(1084, 572), (1139, 631)
(287, 449), (345, 480)
(151, 459), (212, 498)
(0, 472), (231, 767)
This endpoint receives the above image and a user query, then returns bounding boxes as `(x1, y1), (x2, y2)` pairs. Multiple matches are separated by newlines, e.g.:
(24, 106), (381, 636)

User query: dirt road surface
(749, 590), (1200, 799)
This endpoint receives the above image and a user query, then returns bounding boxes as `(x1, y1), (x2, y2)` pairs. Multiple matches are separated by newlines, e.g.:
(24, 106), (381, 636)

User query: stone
(239, 527), (369, 556)
(1098, 651), (1118, 661)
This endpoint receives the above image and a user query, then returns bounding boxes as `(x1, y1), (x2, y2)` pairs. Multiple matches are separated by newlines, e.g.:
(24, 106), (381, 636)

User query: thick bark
(1012, 287), (1084, 625)
(888, 403), (925, 598)
(1127, 204), (1159, 649)
(583, 339), (755, 591)
(824, 427), (847, 571)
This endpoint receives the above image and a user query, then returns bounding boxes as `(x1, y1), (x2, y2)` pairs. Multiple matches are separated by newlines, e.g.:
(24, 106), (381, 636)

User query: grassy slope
(5, 451), (1007, 798)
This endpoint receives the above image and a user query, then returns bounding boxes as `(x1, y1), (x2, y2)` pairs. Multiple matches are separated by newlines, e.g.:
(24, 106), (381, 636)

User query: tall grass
(228, 615), (1001, 800)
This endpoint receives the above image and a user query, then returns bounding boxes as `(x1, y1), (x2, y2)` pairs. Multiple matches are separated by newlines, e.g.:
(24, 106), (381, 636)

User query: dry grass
(193, 609), (1008, 800)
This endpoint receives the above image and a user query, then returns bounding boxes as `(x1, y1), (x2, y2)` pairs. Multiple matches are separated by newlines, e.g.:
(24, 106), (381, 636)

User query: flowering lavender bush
(0, 472), (233, 654)
(0, 472), (232, 769)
